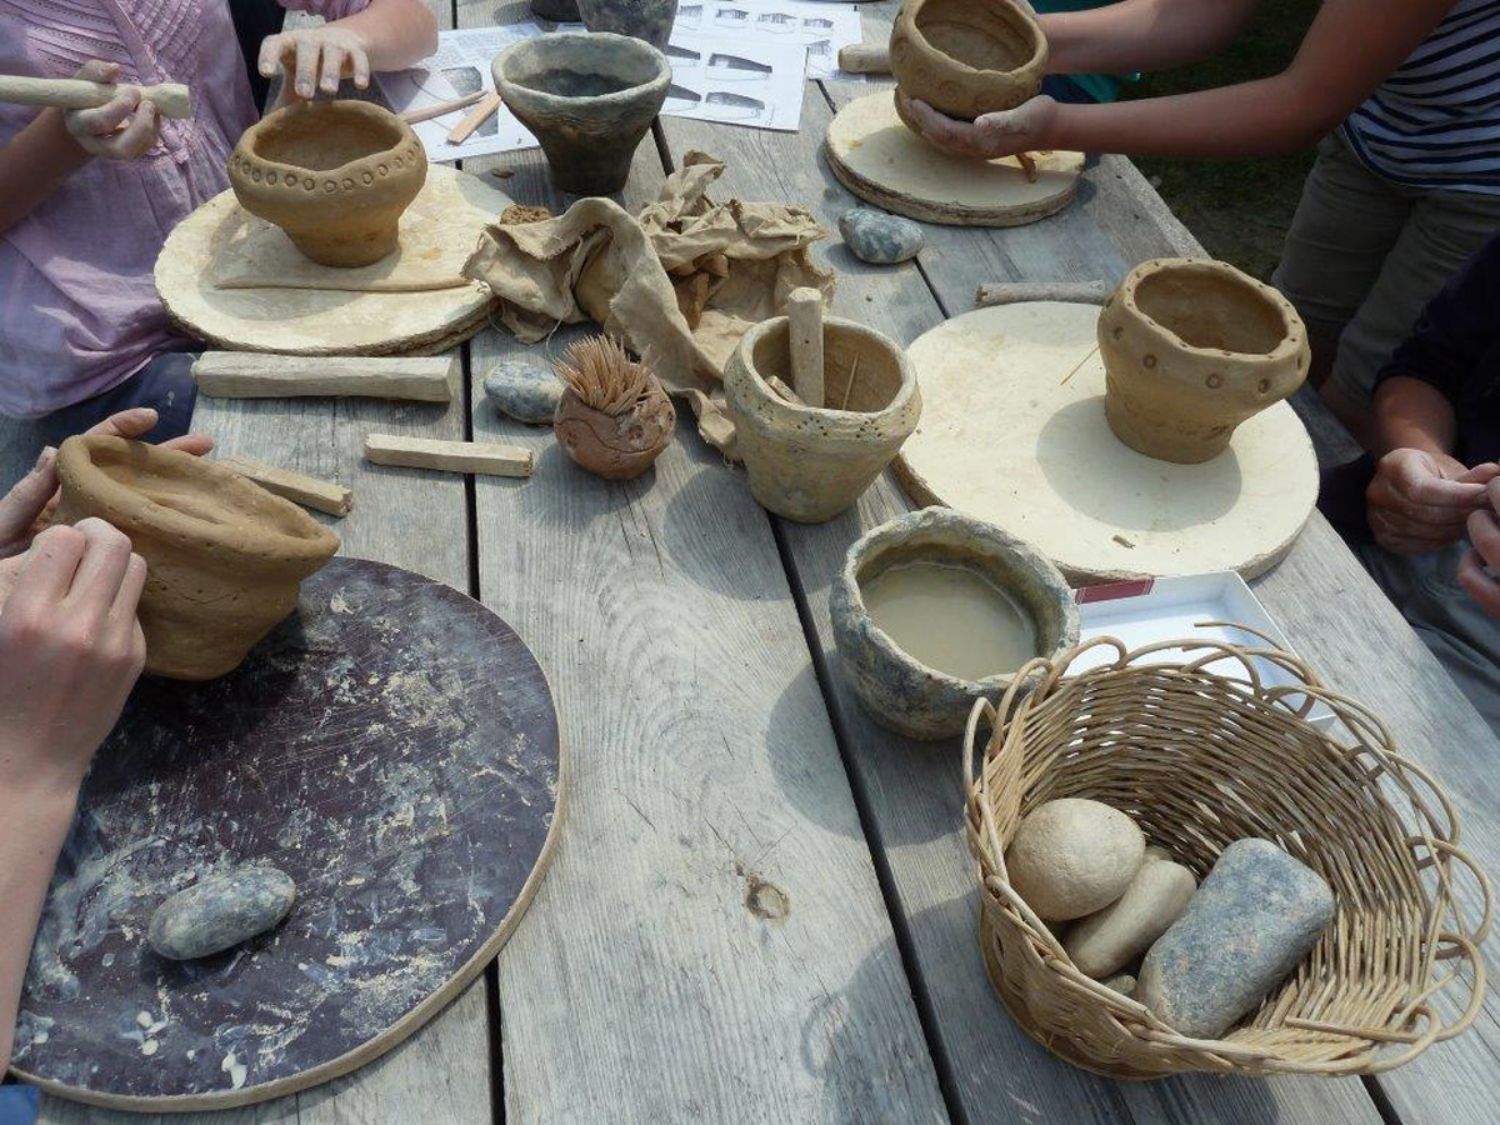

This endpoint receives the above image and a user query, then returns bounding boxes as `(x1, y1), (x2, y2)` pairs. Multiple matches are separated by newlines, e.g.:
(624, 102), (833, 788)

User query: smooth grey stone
(1137, 838), (1334, 1039)
(148, 866), (296, 961)
(484, 358), (564, 425)
(839, 208), (924, 265)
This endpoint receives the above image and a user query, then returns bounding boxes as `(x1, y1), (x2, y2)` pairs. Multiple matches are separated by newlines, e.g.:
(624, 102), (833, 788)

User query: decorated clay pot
(889, 0), (1046, 132)
(1099, 258), (1310, 464)
(228, 100), (427, 268)
(724, 315), (922, 523)
(576, 0), (679, 50)
(494, 32), (670, 196)
(53, 436), (340, 681)
(830, 507), (1079, 740)
(554, 382), (676, 480)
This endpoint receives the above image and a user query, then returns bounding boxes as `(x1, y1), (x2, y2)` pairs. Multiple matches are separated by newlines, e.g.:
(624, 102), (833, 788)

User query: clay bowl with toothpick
(552, 336), (676, 480)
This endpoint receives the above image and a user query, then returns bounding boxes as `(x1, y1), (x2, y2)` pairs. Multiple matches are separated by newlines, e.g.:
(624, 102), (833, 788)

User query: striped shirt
(1341, 0), (1500, 195)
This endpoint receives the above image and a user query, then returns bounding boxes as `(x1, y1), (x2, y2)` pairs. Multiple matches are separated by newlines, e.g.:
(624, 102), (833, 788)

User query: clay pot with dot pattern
(724, 315), (921, 523)
(228, 100), (427, 268)
(53, 436), (340, 681)
(1098, 258), (1310, 465)
(889, 0), (1046, 135)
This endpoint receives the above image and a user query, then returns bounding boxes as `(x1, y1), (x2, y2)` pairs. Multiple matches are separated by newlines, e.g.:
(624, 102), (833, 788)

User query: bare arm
(261, 0), (440, 99)
(1040, 0), (1260, 77)
(1371, 375), (1458, 459)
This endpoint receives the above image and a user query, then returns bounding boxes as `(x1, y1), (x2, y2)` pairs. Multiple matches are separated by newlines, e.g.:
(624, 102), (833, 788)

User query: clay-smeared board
(896, 301), (1319, 583)
(825, 91), (1083, 226)
(155, 165), (507, 355)
(13, 559), (564, 1112)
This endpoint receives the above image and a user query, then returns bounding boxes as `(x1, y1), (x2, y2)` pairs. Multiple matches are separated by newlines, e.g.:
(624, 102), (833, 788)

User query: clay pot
(494, 32), (670, 196)
(531, 0), (581, 21)
(554, 381), (676, 480)
(830, 507), (1079, 740)
(576, 0), (679, 50)
(889, 0), (1046, 131)
(1099, 258), (1310, 464)
(53, 436), (340, 681)
(228, 100), (427, 268)
(724, 315), (921, 523)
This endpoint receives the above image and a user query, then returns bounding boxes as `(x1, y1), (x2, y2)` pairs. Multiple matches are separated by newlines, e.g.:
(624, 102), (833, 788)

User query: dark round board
(11, 558), (564, 1111)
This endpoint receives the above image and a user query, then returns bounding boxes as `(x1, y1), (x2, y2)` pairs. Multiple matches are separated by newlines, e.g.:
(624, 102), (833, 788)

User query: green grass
(1122, 0), (1320, 280)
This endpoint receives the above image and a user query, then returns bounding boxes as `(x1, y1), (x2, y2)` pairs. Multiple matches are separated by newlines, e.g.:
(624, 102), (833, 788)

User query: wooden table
(4, 1), (1497, 1121)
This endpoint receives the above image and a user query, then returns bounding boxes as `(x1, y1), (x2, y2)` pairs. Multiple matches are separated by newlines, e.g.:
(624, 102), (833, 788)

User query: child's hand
(61, 61), (160, 161)
(898, 93), (1058, 160)
(0, 520), (146, 793)
(259, 27), (372, 101)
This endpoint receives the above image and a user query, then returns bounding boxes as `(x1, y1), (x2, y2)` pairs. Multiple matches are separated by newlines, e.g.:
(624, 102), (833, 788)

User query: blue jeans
(0, 1085), (38, 1125)
(1041, 75), (1100, 105)
(39, 351), (198, 446)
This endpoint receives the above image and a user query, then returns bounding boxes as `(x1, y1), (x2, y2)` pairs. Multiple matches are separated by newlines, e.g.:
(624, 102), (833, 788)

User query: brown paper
(461, 152), (834, 455)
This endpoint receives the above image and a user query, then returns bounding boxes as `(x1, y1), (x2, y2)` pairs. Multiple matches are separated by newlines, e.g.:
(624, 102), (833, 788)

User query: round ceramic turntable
(894, 301), (1319, 583)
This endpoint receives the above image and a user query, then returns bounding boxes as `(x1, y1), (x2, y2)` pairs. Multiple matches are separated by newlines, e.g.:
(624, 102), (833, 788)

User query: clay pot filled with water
(724, 313), (921, 523)
(1099, 258), (1310, 464)
(494, 32), (670, 196)
(229, 100), (427, 268)
(53, 436), (340, 681)
(889, 0), (1046, 134)
(829, 507), (1079, 740)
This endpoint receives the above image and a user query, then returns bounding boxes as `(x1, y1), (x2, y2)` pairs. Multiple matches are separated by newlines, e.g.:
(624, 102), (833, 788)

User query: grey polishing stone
(484, 357), (564, 425)
(148, 866), (296, 961)
(839, 208), (924, 265)
(1138, 838), (1334, 1039)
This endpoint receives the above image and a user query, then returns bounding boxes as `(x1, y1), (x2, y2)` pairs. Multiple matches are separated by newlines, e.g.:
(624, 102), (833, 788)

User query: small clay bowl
(493, 31), (670, 196)
(890, 0), (1047, 129)
(830, 507), (1079, 740)
(1099, 258), (1310, 464)
(228, 100), (427, 268)
(554, 380), (676, 481)
(53, 436), (340, 681)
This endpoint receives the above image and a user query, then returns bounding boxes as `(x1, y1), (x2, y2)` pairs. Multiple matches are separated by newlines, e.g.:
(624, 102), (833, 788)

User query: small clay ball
(1006, 798), (1145, 921)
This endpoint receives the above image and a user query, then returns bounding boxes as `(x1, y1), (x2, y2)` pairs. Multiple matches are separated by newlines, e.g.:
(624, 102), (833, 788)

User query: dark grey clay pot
(530, 0), (582, 21)
(576, 0), (679, 50)
(494, 32), (670, 196)
(830, 507), (1080, 740)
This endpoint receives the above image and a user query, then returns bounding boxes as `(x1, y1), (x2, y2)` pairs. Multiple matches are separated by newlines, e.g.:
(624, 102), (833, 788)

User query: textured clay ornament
(229, 100), (427, 268)
(553, 336), (676, 480)
(54, 436), (340, 680)
(889, 0), (1047, 132)
(1098, 258), (1310, 464)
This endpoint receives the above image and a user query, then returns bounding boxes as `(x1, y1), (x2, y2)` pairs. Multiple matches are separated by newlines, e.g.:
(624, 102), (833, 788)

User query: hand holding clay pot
(897, 91), (1057, 161)
(229, 100), (427, 268)
(53, 436), (340, 681)
(1098, 258), (1310, 464)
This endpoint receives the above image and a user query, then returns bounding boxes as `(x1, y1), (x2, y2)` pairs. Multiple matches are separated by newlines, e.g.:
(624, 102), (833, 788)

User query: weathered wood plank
(661, 44), (1387, 1124)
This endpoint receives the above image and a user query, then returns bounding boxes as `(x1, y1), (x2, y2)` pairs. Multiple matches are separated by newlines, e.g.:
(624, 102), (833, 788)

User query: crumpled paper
(462, 151), (834, 455)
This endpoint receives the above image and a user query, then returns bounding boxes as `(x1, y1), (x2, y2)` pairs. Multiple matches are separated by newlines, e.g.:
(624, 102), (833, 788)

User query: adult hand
(0, 521), (146, 793)
(260, 27), (371, 101)
(897, 92), (1058, 160)
(1366, 448), (1498, 555)
(1459, 481), (1500, 620)
(0, 408), (213, 561)
(61, 61), (160, 161)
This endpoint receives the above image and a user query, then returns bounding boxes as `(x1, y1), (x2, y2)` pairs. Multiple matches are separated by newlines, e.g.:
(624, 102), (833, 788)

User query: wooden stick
(365, 434), (534, 478)
(447, 90), (501, 144)
(766, 376), (804, 406)
(193, 353), (455, 402)
(838, 44), (891, 75)
(974, 280), (1111, 308)
(0, 75), (192, 119)
(218, 455), (353, 518)
(786, 287), (825, 409)
(400, 90), (484, 125)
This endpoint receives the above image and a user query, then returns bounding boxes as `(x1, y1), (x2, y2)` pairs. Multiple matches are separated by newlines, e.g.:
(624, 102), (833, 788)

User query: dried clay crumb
(500, 204), (552, 225)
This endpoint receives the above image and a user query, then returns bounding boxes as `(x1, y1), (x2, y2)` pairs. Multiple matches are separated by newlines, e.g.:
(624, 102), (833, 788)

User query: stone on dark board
(1137, 838), (1334, 1039)
(148, 866), (296, 961)
(839, 208), (924, 265)
(484, 358), (564, 425)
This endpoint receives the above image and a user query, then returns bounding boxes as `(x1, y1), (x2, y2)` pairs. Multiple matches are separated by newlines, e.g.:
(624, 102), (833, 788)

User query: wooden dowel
(0, 75), (192, 119)
(786, 287), (825, 409)
(974, 280), (1111, 308)
(838, 44), (891, 75)
(447, 90), (502, 144)
(365, 434), (534, 478)
(400, 89), (484, 124)
(218, 455), (353, 518)
(193, 353), (455, 402)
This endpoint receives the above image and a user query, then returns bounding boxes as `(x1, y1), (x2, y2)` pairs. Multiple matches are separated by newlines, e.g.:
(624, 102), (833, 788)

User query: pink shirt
(0, 0), (367, 417)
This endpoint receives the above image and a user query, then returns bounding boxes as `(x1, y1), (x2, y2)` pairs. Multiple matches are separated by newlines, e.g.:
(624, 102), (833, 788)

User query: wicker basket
(963, 636), (1491, 1078)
